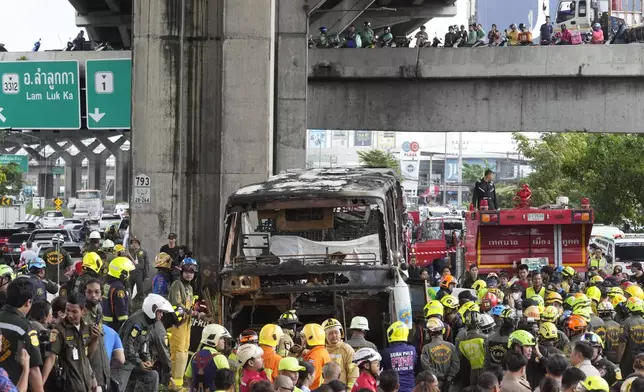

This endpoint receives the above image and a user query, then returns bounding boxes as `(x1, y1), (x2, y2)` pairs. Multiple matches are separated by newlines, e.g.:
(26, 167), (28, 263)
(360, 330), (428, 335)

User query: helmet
(472, 280), (487, 291)
(530, 295), (545, 308)
(625, 285), (644, 300)
(573, 307), (592, 323)
(500, 308), (517, 320)
(102, 239), (115, 249)
(610, 294), (626, 308)
(278, 310), (301, 327)
(142, 293), (173, 319)
(627, 297), (643, 313)
(578, 376), (609, 392)
(458, 302), (480, 324)
(597, 301), (615, 317)
(321, 318), (343, 336)
(580, 332), (604, 349)
(113, 244), (126, 253)
(539, 322), (559, 340)
(82, 252), (103, 274)
(180, 257), (198, 272)
(353, 347), (381, 367)
(89, 231), (101, 240)
(565, 314), (588, 333)
(107, 256), (135, 279)
(518, 23), (526, 29)
(541, 306), (560, 323)
(154, 252), (172, 269)
(201, 324), (232, 347)
(426, 317), (445, 333)
(586, 286), (601, 303)
(52, 233), (65, 244)
(237, 343), (264, 365)
(523, 305), (541, 321)
(589, 275), (604, 285)
(387, 321), (409, 343)
(491, 305), (506, 317)
(440, 275), (456, 289)
(545, 291), (563, 305)
(302, 324), (325, 346)
(0, 265), (15, 281)
(621, 281), (635, 290)
(593, 22), (602, 30)
(440, 295), (459, 310)
(562, 266), (576, 278)
(258, 324), (284, 347)
(477, 313), (496, 334)
(564, 295), (576, 311)
(424, 300), (444, 319)
(510, 23), (517, 29)
(349, 316), (370, 331)
(607, 287), (624, 297)
(507, 330), (536, 348)
(319, 26), (327, 33)
(480, 292), (499, 312)
(364, 21), (371, 26)
(28, 257), (46, 272)
(572, 293), (591, 310)
(239, 329), (259, 344)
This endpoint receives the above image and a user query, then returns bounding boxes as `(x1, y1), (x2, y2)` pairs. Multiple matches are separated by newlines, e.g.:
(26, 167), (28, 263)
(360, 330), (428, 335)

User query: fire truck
(465, 186), (594, 274)
(409, 217), (464, 268)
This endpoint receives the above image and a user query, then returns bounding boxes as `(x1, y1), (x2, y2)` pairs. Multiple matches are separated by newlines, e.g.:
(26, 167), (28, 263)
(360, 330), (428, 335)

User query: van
(592, 234), (644, 274)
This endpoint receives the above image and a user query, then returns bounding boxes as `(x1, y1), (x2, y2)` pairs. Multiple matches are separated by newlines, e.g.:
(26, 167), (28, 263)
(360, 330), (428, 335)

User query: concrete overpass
(308, 46), (644, 133)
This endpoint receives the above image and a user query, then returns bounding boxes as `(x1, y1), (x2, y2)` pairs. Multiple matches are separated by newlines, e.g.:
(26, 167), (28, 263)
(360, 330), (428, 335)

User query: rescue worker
(104, 224), (120, 242)
(507, 329), (537, 363)
(436, 275), (456, 301)
(0, 264), (15, 292)
(22, 257), (58, 302)
(617, 298), (644, 376)
(259, 324), (284, 381)
(42, 292), (100, 392)
(277, 310), (299, 357)
(525, 271), (546, 299)
(576, 376), (609, 392)
(458, 312), (493, 387)
(113, 293), (173, 392)
(238, 343), (269, 392)
(561, 267), (579, 294)
(351, 348), (381, 392)
(185, 323), (232, 391)
(148, 311), (172, 388)
(545, 291), (564, 312)
(486, 308), (516, 367)
(75, 252), (104, 294)
(152, 252), (173, 297)
(596, 301), (621, 363)
(540, 305), (569, 351)
(345, 316), (377, 351)
(41, 233), (73, 284)
(580, 332), (622, 387)
(441, 295), (460, 343)
(83, 279), (111, 392)
(302, 323), (331, 389)
(421, 317), (459, 390)
(168, 257), (201, 388)
(83, 231), (102, 254)
(381, 321), (416, 392)
(128, 236), (149, 299)
(472, 169), (498, 210)
(588, 248), (607, 271)
(538, 322), (564, 356)
(563, 314), (589, 357)
(322, 318), (358, 389)
(102, 256), (135, 332)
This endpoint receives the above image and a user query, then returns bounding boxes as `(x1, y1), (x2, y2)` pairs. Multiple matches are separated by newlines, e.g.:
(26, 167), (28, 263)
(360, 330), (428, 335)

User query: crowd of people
(1, 225), (644, 392)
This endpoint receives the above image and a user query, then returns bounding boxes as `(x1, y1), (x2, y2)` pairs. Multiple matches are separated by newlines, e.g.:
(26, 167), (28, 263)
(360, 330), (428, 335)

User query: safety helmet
(154, 252), (172, 269)
(239, 329), (259, 344)
(349, 316), (370, 331)
(510, 23), (517, 29)
(472, 280), (487, 292)
(564, 295), (576, 311)
(530, 295), (545, 308)
(302, 323), (325, 346)
(364, 21), (371, 26)
(580, 332), (604, 349)
(597, 301), (615, 317)
(28, 257), (46, 272)
(426, 317), (445, 334)
(82, 252), (103, 274)
(491, 305), (506, 317)
(89, 231), (101, 240)
(545, 291), (563, 305)
(589, 275), (604, 285)
(507, 330), (536, 348)
(113, 244), (126, 253)
(440, 295), (459, 310)
(523, 305), (541, 321)
(593, 22), (602, 30)
(627, 297), (643, 313)
(319, 26), (327, 33)
(440, 275), (456, 289)
(424, 300), (444, 319)
(621, 281), (635, 290)
(539, 322), (559, 340)
(237, 343), (264, 365)
(607, 287), (624, 297)
(562, 266), (576, 278)
(586, 286), (601, 303)
(102, 239), (115, 249)
(142, 293), (173, 319)
(387, 321), (409, 343)
(573, 307), (592, 323)
(565, 314), (588, 333)
(458, 302), (480, 324)
(625, 285), (644, 300)
(572, 293), (591, 310)
(541, 305), (560, 323)
(518, 23), (526, 29)
(610, 293), (626, 308)
(52, 233), (65, 244)
(0, 265), (15, 281)
(500, 307), (517, 320)
(180, 257), (198, 272)
(321, 318), (343, 337)
(201, 324), (232, 347)
(107, 256), (135, 279)
(353, 347), (381, 367)
(258, 324), (284, 347)
(480, 292), (499, 312)
(477, 313), (496, 334)
(278, 310), (301, 327)
(578, 376), (609, 392)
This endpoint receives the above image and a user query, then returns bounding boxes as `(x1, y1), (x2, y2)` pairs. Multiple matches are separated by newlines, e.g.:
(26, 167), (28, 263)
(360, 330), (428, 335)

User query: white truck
(556, 0), (643, 36)
(0, 204), (26, 229)
(72, 190), (103, 221)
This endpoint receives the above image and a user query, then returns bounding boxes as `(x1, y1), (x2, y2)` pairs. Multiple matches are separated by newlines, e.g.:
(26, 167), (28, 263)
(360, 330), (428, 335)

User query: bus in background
(73, 190), (103, 221)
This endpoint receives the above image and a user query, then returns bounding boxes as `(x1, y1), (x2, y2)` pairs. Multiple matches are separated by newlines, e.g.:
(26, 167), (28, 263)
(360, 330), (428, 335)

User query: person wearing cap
(279, 357), (305, 392)
(128, 236), (149, 300)
(160, 233), (181, 276)
(345, 317), (377, 351)
(296, 361), (314, 392)
(239, 343), (269, 392)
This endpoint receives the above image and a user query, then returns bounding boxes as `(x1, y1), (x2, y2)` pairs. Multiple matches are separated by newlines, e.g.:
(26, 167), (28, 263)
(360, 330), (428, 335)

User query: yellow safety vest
(526, 286), (546, 299)
(589, 256), (606, 269)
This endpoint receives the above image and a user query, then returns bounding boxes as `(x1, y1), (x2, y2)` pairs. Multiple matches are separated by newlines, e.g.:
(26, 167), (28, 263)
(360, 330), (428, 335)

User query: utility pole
(442, 133), (447, 205)
(457, 132), (463, 206)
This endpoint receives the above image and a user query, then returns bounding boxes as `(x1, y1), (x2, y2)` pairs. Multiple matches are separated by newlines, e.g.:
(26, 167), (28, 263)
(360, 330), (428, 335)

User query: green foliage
(462, 159), (492, 185)
(0, 163), (23, 197)
(357, 149), (401, 176)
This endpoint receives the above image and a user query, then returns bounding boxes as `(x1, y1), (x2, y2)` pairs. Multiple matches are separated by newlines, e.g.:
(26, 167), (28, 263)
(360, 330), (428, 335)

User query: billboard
(401, 160), (420, 181)
(331, 131), (349, 147)
(309, 130), (327, 148)
(378, 132), (396, 150)
(354, 131), (372, 147)
(446, 158), (497, 182)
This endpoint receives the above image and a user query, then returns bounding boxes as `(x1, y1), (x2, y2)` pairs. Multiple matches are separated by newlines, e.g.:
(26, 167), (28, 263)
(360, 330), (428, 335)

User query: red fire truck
(465, 186), (594, 274)
(408, 215), (464, 268)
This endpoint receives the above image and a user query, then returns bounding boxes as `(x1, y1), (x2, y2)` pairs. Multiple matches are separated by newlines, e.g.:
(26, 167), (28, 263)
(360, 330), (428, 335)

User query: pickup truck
(27, 229), (83, 260)
(40, 211), (65, 229)
(11, 221), (41, 233)
(3, 232), (31, 265)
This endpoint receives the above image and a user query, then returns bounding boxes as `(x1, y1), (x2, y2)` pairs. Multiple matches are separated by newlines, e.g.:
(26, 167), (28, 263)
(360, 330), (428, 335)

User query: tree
(462, 159), (492, 185)
(357, 149), (400, 176)
(0, 163), (23, 196)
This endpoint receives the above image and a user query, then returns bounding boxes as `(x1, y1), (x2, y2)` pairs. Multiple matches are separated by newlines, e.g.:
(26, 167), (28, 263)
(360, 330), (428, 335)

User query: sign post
(85, 59), (132, 130)
(54, 197), (63, 212)
(133, 174), (151, 204)
(0, 61), (81, 129)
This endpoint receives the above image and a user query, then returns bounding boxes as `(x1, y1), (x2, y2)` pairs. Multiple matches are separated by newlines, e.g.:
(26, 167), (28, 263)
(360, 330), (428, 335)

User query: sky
(0, 0), (84, 52)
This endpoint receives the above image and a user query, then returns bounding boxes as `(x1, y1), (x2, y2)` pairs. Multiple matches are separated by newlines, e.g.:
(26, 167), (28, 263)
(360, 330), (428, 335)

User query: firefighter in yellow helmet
(277, 310), (300, 357)
(102, 256), (134, 331)
(322, 318), (358, 389)
(381, 321), (417, 392)
(259, 324), (284, 381)
(73, 251), (104, 294)
(302, 324), (331, 390)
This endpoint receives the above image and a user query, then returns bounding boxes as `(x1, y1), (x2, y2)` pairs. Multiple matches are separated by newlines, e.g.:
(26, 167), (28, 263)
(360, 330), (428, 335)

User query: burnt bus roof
(228, 168), (399, 207)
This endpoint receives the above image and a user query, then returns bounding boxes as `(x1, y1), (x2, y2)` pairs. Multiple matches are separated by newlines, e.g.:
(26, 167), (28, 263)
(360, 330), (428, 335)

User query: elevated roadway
(308, 46), (644, 133)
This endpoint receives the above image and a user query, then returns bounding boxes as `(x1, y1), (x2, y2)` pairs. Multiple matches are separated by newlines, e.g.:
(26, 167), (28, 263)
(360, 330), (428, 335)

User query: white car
(40, 211), (65, 228)
(73, 209), (90, 220)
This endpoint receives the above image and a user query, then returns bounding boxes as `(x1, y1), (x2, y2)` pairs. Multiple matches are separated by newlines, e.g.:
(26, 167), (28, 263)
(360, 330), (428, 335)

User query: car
(73, 209), (90, 220)
(60, 219), (83, 231)
(3, 232), (31, 265)
(27, 229), (82, 259)
(40, 211), (65, 228)
(11, 221), (42, 233)
(99, 214), (122, 232)
(114, 203), (129, 217)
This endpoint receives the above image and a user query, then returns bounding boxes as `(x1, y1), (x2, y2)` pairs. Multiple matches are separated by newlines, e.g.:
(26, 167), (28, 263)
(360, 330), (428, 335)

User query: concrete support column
(114, 149), (131, 202)
(87, 156), (107, 192)
(132, 0), (274, 279)
(37, 173), (54, 198)
(274, 0), (308, 172)
(64, 156), (83, 200)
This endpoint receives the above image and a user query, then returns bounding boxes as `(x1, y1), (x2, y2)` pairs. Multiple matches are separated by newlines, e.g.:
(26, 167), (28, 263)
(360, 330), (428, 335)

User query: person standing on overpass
(472, 169), (498, 210)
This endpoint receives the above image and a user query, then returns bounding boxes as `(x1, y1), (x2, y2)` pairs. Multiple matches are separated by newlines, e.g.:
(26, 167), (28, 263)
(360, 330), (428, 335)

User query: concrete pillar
(87, 156), (107, 193)
(64, 155), (83, 200)
(37, 173), (54, 198)
(273, 0), (308, 172)
(132, 0), (274, 280)
(114, 149), (131, 202)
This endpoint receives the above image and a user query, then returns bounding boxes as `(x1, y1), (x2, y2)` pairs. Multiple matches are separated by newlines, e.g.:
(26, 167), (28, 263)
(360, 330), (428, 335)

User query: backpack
(193, 349), (220, 392)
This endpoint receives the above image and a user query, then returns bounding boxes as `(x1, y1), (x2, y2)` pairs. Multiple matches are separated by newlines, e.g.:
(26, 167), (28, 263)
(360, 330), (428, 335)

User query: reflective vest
(526, 286), (546, 299)
(589, 256), (607, 269)
(459, 336), (486, 370)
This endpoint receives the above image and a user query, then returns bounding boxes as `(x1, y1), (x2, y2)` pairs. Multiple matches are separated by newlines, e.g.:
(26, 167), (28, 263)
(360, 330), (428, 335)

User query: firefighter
(75, 252), (104, 294)
(185, 324), (233, 391)
(485, 308), (516, 368)
(441, 295), (459, 343)
(420, 317), (459, 391)
(507, 330), (537, 361)
(561, 267), (579, 294)
(152, 252), (173, 297)
(345, 316), (377, 351)
(580, 332), (622, 387)
(102, 256), (135, 332)
(239, 343), (269, 392)
(545, 291), (564, 312)
(458, 312), (493, 387)
(302, 323), (331, 389)
(436, 275), (456, 300)
(563, 315), (589, 357)
(322, 318), (358, 389)
(41, 233), (73, 284)
(21, 257), (58, 302)
(84, 230), (102, 254)
(617, 298), (644, 376)
(277, 310), (299, 357)
(538, 322), (564, 356)
(541, 305), (569, 351)
(472, 169), (498, 210)
(596, 301), (622, 363)
(259, 324), (284, 381)
(0, 264), (15, 292)
(351, 348), (381, 392)
(576, 376), (609, 392)
(381, 321), (416, 392)
(168, 257), (200, 388)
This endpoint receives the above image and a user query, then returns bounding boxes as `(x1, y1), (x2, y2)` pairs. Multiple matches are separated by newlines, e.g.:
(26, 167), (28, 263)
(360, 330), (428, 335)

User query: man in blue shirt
(381, 322), (417, 392)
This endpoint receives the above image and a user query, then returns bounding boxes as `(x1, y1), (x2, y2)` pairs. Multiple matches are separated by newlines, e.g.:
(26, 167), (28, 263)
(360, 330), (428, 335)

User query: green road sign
(0, 155), (28, 172)
(51, 166), (65, 175)
(85, 59), (132, 130)
(0, 61), (80, 130)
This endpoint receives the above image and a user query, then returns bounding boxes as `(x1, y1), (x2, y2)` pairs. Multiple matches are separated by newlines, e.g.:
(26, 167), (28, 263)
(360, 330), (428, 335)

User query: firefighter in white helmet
(346, 316), (377, 351)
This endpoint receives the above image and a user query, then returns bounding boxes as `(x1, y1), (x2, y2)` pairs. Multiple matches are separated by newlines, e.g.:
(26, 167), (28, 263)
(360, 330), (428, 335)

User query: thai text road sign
(85, 59), (132, 130)
(0, 61), (81, 129)
(0, 155), (28, 172)
(133, 173), (151, 204)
